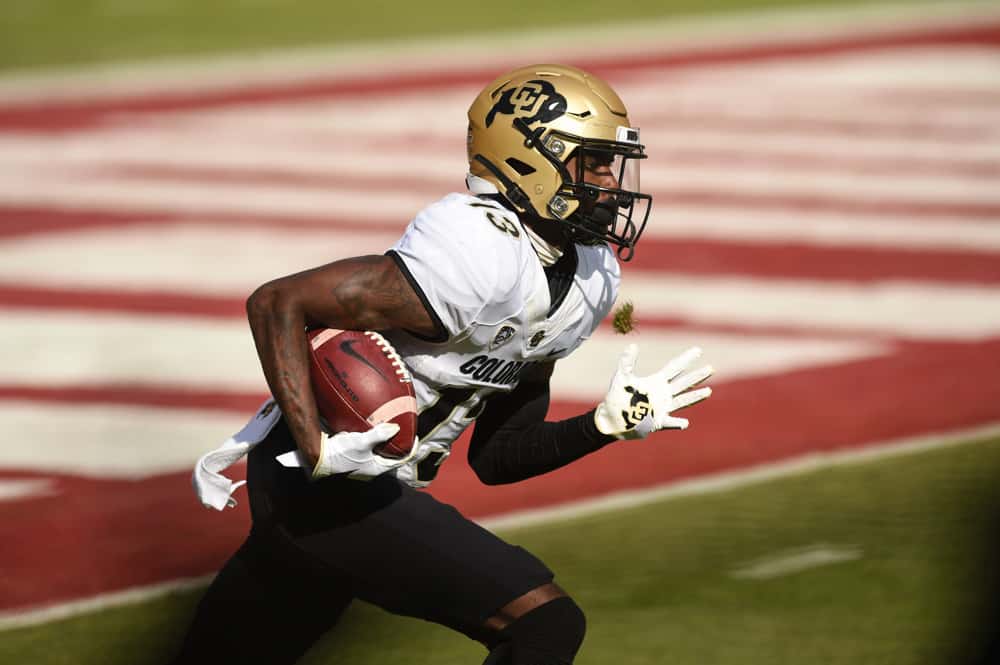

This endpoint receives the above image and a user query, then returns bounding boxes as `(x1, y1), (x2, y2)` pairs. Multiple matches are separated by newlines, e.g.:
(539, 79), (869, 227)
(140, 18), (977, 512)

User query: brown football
(306, 328), (417, 459)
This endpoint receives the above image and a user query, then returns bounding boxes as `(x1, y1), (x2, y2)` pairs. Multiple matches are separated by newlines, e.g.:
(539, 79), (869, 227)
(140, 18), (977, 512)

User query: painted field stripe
(1, 0), (994, 101)
(0, 310), (883, 414)
(644, 128), (1000, 163)
(3, 224), (999, 303)
(4, 200), (1000, 255)
(0, 21), (997, 132)
(625, 238), (1000, 284)
(0, 223), (405, 295)
(644, 208), (1000, 252)
(619, 275), (1000, 340)
(639, 147), (1000, 180)
(0, 283), (248, 319)
(648, 189), (1000, 221)
(2, 170), (998, 225)
(3, 421), (996, 631)
(729, 544), (863, 580)
(92, 158), (1000, 207)
(0, 402), (250, 477)
(104, 145), (1000, 185)
(0, 384), (262, 414)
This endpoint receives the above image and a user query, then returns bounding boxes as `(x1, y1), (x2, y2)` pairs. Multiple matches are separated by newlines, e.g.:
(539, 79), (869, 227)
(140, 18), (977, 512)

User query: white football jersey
(384, 192), (619, 481)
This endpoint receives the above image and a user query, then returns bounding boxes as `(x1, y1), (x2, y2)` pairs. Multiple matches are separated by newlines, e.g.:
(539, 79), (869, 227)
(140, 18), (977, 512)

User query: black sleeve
(467, 379), (616, 486)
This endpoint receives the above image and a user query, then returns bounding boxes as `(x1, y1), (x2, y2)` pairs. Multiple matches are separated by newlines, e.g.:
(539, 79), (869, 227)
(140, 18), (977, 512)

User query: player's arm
(468, 345), (714, 485)
(246, 255), (441, 469)
(468, 362), (616, 485)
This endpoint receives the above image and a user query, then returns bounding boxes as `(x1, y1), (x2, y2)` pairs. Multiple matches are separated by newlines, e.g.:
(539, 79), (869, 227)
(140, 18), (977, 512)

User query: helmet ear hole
(505, 158), (537, 176)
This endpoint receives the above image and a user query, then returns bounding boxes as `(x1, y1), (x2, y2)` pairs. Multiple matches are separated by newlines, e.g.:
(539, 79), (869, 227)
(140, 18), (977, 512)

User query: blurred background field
(0, 0), (962, 72)
(1, 0), (999, 663)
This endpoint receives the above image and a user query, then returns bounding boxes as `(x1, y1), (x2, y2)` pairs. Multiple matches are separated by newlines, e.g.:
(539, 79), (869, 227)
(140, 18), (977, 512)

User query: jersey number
(487, 212), (520, 238)
(415, 387), (486, 482)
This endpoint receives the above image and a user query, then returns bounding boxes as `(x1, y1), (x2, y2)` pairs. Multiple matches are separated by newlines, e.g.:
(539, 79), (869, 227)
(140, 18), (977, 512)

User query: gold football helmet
(467, 64), (651, 260)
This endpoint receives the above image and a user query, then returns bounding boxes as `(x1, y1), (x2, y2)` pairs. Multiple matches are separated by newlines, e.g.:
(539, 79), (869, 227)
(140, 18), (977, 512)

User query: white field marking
(729, 544), (863, 580)
(0, 575), (213, 632)
(5, 123), (1000, 201)
(0, 478), (56, 502)
(0, 171), (439, 222)
(0, 224), (405, 295)
(0, 0), (995, 101)
(619, 275), (1000, 341)
(101, 49), (1000, 137)
(642, 127), (1000, 162)
(481, 421), (1000, 531)
(0, 401), (251, 478)
(551, 332), (886, 402)
(619, 47), (1000, 95)
(2, 152), (999, 221)
(2, 219), (998, 306)
(0, 308), (883, 404)
(2, 420), (998, 633)
(0, 309), (267, 393)
(645, 208), (1000, 253)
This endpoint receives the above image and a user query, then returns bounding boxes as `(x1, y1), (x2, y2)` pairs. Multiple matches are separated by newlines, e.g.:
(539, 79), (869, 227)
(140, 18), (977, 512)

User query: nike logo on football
(340, 339), (388, 382)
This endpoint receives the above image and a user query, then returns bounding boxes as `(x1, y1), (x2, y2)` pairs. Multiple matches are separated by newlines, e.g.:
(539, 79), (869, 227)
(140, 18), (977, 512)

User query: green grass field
(3, 435), (999, 665)
(0, 0), (953, 73)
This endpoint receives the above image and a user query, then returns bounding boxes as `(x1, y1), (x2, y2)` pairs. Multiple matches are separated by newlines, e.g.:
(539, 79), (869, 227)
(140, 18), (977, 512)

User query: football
(306, 328), (417, 459)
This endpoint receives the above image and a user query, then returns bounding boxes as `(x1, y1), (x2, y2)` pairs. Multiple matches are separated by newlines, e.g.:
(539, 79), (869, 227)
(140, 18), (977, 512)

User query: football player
(176, 64), (713, 665)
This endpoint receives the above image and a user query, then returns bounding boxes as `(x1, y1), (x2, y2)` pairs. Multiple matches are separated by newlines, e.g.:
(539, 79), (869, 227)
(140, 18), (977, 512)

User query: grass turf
(2, 433), (998, 664)
(0, 0), (954, 73)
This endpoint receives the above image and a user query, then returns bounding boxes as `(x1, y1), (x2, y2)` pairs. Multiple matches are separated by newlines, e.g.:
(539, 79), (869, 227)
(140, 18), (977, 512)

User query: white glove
(395, 440), (451, 488)
(594, 344), (713, 440)
(276, 422), (414, 480)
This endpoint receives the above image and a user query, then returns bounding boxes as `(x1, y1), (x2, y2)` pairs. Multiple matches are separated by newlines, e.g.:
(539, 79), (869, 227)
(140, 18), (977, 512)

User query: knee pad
(495, 596), (586, 665)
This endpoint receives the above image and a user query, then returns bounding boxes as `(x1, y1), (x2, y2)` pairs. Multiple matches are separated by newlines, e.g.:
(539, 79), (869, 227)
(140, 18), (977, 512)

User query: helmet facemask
(541, 128), (651, 262)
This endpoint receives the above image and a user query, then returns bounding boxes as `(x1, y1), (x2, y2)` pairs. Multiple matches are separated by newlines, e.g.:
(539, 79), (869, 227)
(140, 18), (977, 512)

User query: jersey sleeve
(389, 194), (527, 340)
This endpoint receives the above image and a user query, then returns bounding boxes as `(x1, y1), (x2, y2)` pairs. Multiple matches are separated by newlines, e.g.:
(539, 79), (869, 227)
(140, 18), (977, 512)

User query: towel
(192, 399), (281, 511)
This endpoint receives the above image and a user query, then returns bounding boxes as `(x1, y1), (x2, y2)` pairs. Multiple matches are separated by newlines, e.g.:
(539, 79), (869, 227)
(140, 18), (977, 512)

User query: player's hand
(311, 423), (411, 480)
(594, 344), (713, 440)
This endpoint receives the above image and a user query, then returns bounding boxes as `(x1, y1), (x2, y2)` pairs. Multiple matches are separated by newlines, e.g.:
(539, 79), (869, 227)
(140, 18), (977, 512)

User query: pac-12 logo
(485, 79), (568, 128)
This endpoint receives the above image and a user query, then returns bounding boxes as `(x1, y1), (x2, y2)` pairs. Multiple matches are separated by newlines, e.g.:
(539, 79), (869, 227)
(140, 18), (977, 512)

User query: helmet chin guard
(467, 64), (652, 261)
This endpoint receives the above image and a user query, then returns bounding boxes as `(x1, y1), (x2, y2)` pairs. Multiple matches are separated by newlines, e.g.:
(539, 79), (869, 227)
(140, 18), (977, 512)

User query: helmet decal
(485, 80), (567, 128)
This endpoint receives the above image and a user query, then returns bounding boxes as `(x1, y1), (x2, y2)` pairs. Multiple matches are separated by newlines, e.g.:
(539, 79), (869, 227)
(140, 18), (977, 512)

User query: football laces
(364, 331), (412, 383)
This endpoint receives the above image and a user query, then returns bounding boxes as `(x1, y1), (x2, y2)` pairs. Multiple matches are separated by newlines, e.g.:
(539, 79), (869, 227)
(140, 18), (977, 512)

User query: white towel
(192, 399), (281, 511)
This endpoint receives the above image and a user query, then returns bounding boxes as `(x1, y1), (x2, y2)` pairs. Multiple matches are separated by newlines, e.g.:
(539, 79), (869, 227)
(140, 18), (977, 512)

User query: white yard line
(2, 421), (997, 631)
(619, 275), (1000, 341)
(729, 544), (864, 580)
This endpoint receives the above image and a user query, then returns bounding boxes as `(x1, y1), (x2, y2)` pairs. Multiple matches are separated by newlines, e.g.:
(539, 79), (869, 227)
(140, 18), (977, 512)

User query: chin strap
(522, 222), (563, 267)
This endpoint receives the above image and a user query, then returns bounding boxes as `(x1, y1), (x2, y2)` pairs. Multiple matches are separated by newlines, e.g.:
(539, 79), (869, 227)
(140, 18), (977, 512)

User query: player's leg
(481, 594), (587, 665)
(169, 528), (352, 665)
(249, 420), (587, 663)
(274, 477), (585, 664)
(476, 581), (586, 664)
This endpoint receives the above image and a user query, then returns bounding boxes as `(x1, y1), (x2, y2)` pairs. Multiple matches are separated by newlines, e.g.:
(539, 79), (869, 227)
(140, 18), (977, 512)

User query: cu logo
(621, 385), (652, 428)
(485, 79), (568, 128)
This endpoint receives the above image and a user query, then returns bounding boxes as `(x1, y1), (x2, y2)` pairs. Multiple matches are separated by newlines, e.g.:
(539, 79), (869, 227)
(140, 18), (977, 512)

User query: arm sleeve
(467, 380), (616, 486)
